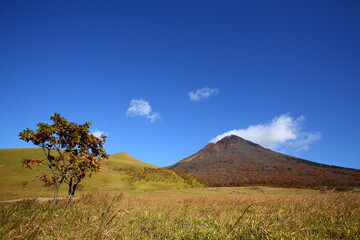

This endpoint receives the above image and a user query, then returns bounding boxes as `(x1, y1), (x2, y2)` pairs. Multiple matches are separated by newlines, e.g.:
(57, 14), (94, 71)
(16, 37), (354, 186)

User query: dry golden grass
(0, 148), (204, 201)
(0, 188), (359, 239)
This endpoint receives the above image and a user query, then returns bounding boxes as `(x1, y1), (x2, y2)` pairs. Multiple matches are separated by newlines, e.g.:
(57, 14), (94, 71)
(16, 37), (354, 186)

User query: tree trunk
(71, 182), (78, 196)
(53, 183), (60, 206)
(67, 178), (73, 204)
(67, 178), (79, 204)
(68, 178), (73, 196)
(67, 193), (73, 203)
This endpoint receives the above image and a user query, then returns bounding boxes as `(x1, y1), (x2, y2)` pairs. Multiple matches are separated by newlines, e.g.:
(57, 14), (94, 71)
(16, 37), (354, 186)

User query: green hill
(0, 148), (204, 200)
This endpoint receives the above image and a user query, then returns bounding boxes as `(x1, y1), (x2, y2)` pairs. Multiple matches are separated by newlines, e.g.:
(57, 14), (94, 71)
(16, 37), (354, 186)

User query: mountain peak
(219, 134), (241, 141)
(216, 134), (261, 148)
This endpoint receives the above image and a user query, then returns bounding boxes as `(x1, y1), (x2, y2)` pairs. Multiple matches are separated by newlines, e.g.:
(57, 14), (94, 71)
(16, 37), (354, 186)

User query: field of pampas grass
(0, 188), (359, 239)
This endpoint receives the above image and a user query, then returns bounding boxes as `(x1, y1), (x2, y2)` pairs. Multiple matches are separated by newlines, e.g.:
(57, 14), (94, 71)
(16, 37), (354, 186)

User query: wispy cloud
(92, 130), (104, 138)
(188, 87), (219, 101)
(126, 98), (161, 123)
(210, 114), (321, 153)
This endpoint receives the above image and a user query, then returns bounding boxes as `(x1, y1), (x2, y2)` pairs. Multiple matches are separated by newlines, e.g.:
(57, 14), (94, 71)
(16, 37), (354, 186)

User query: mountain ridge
(168, 135), (360, 188)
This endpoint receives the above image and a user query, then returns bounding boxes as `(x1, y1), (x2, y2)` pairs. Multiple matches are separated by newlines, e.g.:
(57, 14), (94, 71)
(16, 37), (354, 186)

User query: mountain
(0, 148), (204, 200)
(168, 135), (360, 188)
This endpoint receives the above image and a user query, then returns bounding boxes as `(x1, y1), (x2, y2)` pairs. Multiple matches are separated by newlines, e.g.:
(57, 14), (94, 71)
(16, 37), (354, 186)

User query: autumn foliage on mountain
(168, 135), (360, 189)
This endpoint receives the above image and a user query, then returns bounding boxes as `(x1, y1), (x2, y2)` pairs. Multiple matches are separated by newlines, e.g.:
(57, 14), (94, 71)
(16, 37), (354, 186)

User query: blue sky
(1, 0), (359, 168)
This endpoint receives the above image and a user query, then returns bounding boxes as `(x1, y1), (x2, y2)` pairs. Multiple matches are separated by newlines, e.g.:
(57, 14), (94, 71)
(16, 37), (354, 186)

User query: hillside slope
(0, 148), (203, 200)
(168, 135), (360, 188)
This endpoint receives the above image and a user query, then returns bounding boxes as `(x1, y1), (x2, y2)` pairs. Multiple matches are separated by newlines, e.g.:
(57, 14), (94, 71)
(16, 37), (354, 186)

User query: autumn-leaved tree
(19, 113), (109, 205)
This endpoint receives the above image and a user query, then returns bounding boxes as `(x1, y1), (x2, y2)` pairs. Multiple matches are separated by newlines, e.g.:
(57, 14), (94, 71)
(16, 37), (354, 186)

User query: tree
(19, 113), (109, 205)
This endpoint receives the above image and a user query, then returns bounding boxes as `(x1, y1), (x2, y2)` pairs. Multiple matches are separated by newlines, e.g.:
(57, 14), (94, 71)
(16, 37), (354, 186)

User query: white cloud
(126, 98), (161, 122)
(92, 130), (104, 138)
(188, 87), (219, 101)
(284, 132), (322, 153)
(147, 113), (161, 123)
(210, 114), (321, 153)
(126, 99), (152, 116)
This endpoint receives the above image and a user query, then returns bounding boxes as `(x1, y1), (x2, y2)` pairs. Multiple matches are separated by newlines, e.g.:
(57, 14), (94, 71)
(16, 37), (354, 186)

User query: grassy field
(1, 187), (359, 239)
(1, 149), (359, 239)
(0, 148), (203, 200)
